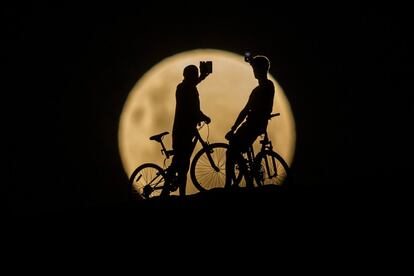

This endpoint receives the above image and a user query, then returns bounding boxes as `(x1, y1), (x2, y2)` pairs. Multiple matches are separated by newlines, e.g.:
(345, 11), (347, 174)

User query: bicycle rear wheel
(190, 143), (229, 191)
(254, 151), (289, 186)
(129, 163), (166, 200)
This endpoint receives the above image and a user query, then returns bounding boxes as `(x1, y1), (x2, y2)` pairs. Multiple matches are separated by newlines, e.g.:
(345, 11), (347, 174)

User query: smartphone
(200, 61), (213, 74)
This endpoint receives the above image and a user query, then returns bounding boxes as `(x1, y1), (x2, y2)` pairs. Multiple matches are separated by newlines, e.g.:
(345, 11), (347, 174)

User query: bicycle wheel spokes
(191, 143), (228, 191)
(129, 163), (166, 199)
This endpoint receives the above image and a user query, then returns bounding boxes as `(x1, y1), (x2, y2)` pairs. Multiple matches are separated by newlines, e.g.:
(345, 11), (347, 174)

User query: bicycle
(128, 123), (239, 199)
(199, 112), (289, 190)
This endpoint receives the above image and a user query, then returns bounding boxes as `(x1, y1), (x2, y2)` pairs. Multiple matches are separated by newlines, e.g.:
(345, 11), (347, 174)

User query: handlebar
(269, 113), (280, 119)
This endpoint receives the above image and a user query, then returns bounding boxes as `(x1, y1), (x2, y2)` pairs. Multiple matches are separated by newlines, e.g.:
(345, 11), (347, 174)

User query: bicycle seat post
(159, 140), (168, 157)
(149, 132), (172, 158)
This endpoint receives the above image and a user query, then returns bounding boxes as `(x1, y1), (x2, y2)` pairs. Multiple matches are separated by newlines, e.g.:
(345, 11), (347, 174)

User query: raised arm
(196, 72), (210, 85)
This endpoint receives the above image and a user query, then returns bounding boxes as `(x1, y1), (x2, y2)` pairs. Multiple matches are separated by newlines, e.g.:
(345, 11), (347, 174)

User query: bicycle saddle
(149, 131), (169, 142)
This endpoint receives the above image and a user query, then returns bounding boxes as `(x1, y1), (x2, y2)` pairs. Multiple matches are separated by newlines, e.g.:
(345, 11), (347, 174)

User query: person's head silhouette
(183, 65), (199, 84)
(251, 55), (270, 80)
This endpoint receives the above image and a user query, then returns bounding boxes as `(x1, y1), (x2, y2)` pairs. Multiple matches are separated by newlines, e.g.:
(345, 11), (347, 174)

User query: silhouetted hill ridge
(6, 184), (388, 247)
(62, 184), (345, 221)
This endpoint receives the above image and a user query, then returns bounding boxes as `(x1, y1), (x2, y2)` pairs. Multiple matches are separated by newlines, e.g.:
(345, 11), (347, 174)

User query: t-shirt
(245, 79), (275, 132)
(172, 81), (205, 147)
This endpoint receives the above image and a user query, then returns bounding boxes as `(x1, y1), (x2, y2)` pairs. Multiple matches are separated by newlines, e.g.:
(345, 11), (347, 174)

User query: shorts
(228, 123), (264, 152)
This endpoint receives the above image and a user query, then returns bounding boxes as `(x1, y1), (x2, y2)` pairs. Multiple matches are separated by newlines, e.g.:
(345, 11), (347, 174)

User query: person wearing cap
(225, 55), (275, 188)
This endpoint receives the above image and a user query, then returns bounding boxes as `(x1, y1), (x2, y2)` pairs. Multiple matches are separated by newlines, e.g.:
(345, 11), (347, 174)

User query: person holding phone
(161, 63), (212, 197)
(224, 55), (275, 188)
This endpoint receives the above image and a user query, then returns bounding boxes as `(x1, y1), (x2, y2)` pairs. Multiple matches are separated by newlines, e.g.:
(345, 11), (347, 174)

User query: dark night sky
(5, 2), (412, 216)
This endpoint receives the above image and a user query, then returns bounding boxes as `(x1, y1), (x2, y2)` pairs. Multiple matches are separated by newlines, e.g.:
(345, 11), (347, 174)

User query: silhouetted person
(161, 65), (211, 197)
(225, 55), (274, 188)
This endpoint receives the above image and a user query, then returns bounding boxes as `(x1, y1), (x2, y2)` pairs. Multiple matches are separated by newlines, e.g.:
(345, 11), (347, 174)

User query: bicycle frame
(242, 116), (281, 182)
(156, 124), (220, 172)
(132, 123), (228, 199)
(243, 132), (277, 178)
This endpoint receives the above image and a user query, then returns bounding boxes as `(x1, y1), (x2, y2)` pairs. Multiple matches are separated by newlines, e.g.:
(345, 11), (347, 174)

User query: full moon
(119, 49), (296, 195)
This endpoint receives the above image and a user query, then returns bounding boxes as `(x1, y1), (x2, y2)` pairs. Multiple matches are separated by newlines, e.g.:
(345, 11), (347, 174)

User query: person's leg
(226, 124), (260, 188)
(177, 147), (192, 197)
(225, 144), (236, 188)
(165, 149), (185, 196)
(160, 157), (177, 197)
(161, 139), (187, 197)
(225, 125), (251, 188)
(242, 128), (262, 188)
(175, 136), (196, 197)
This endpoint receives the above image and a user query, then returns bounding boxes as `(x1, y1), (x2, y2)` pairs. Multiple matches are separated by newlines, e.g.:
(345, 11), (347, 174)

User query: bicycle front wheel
(129, 163), (166, 200)
(190, 143), (229, 192)
(254, 151), (290, 186)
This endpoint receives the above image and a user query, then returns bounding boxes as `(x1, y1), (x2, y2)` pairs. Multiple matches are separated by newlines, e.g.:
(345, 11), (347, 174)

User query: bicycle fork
(263, 152), (279, 179)
(261, 138), (279, 179)
(198, 135), (221, 172)
(206, 147), (220, 172)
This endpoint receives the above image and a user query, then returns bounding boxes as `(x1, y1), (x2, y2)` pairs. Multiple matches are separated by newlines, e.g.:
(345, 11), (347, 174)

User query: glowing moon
(119, 49), (296, 195)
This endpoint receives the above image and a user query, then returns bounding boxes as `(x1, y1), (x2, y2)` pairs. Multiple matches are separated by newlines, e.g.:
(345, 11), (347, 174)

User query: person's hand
(225, 130), (234, 141)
